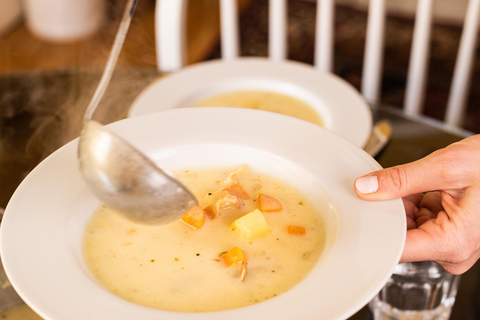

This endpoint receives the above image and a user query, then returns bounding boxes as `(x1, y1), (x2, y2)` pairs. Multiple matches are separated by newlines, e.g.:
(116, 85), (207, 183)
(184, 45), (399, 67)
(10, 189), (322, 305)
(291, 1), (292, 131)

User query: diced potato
(221, 247), (246, 266)
(225, 184), (250, 200)
(287, 225), (306, 235)
(258, 193), (283, 212)
(181, 205), (205, 230)
(231, 209), (270, 239)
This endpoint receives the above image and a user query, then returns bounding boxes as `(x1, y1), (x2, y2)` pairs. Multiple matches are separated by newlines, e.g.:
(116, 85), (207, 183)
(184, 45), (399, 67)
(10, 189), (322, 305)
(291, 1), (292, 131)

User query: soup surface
(194, 90), (323, 126)
(83, 166), (327, 312)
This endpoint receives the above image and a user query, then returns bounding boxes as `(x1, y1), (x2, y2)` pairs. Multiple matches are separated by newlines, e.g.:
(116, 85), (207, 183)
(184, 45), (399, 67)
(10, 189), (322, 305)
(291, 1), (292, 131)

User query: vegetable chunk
(225, 184), (250, 200)
(231, 209), (270, 239)
(223, 165), (246, 185)
(214, 192), (240, 212)
(258, 193), (283, 212)
(221, 247), (246, 266)
(181, 205), (205, 230)
(287, 225), (306, 235)
(221, 247), (248, 281)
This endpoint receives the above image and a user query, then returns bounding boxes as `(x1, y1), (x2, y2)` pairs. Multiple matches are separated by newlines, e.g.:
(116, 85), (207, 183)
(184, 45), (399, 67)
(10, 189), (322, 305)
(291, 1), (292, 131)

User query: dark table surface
(0, 68), (478, 319)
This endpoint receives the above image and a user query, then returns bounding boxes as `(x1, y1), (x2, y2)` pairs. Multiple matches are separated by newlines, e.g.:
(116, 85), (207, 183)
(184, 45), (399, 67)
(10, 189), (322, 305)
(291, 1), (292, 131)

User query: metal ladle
(78, 0), (198, 224)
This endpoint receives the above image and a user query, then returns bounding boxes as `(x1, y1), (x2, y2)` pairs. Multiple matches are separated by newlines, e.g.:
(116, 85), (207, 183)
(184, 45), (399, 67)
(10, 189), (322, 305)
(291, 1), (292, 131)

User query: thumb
(354, 157), (442, 201)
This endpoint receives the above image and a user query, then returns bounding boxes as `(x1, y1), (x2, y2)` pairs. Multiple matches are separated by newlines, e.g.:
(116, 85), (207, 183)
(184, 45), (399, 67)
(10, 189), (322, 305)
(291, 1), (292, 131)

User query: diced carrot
(258, 193), (283, 212)
(221, 247), (246, 266)
(225, 184), (250, 200)
(181, 205), (205, 230)
(287, 225), (306, 235)
(203, 205), (216, 219)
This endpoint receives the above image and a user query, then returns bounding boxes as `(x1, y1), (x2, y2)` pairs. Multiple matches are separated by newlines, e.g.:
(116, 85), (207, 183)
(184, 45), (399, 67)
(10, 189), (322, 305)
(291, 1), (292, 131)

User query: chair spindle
(314, 0), (335, 72)
(445, 0), (480, 127)
(269, 0), (288, 61)
(361, 0), (386, 105)
(220, 0), (240, 60)
(404, 0), (433, 115)
(155, 0), (188, 72)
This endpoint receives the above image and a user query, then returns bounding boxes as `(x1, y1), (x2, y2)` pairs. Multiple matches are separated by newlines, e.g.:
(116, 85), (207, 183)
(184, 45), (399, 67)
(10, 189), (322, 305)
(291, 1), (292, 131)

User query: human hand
(354, 134), (480, 274)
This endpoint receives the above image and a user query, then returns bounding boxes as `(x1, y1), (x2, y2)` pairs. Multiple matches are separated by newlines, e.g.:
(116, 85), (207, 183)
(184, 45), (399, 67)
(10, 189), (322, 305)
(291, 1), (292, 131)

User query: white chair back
(155, 0), (480, 129)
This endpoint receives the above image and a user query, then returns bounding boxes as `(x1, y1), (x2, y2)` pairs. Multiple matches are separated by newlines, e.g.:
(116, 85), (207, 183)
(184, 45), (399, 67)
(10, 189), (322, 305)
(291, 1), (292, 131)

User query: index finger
(355, 147), (467, 201)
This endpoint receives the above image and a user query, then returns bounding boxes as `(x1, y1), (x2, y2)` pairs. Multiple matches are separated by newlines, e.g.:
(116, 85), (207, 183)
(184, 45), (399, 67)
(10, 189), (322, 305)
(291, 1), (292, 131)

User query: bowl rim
(128, 57), (373, 148)
(1, 108), (404, 320)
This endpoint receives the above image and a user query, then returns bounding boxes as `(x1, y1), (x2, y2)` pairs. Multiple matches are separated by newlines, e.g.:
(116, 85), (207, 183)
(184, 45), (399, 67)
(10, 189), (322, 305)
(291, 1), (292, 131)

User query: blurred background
(1, 0), (479, 131)
(3, 0), (479, 207)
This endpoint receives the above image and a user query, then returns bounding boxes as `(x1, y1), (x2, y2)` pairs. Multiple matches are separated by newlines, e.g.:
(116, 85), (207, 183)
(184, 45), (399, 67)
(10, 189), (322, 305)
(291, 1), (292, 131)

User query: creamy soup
(83, 166), (327, 312)
(194, 90), (323, 126)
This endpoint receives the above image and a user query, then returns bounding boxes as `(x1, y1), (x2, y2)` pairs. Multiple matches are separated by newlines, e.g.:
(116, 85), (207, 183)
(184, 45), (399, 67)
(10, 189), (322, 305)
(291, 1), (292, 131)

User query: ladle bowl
(78, 120), (197, 224)
(77, 0), (197, 224)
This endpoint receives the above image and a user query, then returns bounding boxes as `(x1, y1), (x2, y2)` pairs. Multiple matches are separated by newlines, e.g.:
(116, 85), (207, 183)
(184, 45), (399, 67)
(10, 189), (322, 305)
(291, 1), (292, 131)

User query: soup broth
(194, 90), (323, 126)
(83, 166), (327, 312)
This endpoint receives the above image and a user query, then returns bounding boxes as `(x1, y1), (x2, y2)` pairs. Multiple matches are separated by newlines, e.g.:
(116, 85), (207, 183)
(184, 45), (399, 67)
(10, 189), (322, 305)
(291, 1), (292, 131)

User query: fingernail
(355, 176), (378, 194)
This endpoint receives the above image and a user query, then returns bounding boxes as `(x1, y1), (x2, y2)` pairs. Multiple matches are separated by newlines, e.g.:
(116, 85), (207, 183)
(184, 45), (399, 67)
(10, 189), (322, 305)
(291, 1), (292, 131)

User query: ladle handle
(83, 0), (138, 121)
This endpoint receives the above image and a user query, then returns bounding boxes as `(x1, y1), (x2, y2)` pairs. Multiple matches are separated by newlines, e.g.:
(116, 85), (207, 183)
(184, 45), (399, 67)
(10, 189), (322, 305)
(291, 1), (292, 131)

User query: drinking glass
(369, 261), (461, 320)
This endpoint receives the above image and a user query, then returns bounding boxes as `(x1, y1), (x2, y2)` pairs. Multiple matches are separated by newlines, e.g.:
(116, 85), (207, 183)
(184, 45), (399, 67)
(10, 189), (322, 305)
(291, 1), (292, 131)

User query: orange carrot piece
(203, 205), (216, 220)
(181, 205), (205, 230)
(222, 247), (246, 266)
(258, 193), (283, 212)
(287, 225), (306, 235)
(225, 184), (250, 200)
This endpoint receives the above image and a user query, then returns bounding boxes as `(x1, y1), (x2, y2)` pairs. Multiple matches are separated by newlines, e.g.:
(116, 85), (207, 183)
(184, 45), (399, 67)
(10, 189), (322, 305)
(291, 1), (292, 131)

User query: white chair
(155, 0), (480, 129)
